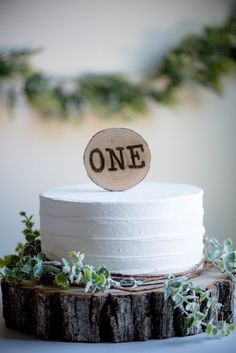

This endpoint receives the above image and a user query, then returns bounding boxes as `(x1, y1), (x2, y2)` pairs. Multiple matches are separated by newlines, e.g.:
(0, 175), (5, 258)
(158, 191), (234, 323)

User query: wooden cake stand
(1, 269), (234, 343)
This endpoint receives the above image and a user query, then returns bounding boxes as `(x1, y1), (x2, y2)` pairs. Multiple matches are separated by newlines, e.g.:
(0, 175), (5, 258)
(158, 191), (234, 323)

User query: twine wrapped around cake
(111, 259), (206, 292)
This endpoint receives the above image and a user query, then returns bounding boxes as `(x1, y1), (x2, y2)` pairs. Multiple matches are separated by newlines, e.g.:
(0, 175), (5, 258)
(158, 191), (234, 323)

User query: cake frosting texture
(40, 182), (204, 275)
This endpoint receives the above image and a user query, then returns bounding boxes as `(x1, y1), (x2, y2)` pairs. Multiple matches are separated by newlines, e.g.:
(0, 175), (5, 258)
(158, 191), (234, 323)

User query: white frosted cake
(40, 181), (204, 275)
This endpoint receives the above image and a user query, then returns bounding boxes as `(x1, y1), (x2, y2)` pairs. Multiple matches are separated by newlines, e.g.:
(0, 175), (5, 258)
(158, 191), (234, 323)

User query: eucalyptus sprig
(204, 236), (236, 282)
(164, 275), (235, 337)
(0, 211), (41, 272)
(2, 252), (46, 284)
(0, 212), (112, 292)
(54, 251), (112, 292)
(1, 250), (112, 292)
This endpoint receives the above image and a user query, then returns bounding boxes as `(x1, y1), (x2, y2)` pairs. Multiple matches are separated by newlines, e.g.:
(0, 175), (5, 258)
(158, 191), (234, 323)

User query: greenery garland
(0, 211), (236, 337)
(0, 14), (235, 119)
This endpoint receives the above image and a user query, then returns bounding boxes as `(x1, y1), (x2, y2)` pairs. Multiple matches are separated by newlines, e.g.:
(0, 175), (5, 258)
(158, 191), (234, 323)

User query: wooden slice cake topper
(84, 128), (151, 191)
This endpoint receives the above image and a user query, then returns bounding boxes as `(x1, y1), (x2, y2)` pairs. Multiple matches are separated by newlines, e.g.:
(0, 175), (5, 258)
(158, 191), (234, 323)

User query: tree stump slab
(1, 269), (234, 342)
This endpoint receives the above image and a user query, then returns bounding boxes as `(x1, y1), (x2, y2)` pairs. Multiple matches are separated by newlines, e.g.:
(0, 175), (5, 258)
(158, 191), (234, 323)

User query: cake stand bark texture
(1, 270), (234, 343)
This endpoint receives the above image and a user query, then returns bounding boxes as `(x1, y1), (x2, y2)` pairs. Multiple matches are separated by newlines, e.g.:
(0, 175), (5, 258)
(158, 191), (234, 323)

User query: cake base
(1, 269), (234, 343)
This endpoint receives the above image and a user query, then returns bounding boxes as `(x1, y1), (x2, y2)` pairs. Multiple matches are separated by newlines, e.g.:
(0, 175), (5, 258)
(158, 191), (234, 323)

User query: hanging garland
(0, 14), (235, 120)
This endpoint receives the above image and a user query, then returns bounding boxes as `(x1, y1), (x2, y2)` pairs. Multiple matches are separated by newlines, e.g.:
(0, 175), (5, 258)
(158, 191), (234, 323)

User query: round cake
(40, 181), (204, 275)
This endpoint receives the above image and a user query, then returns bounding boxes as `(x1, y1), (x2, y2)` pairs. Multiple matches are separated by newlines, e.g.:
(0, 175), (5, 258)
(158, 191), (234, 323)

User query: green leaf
(55, 272), (70, 289)
(91, 270), (99, 283)
(33, 262), (43, 278)
(164, 287), (172, 300)
(35, 253), (45, 261)
(172, 293), (183, 305)
(83, 265), (93, 282)
(98, 266), (110, 278)
(74, 272), (82, 284)
(15, 242), (24, 255)
(223, 239), (233, 252)
(206, 324), (213, 335)
(85, 280), (92, 292)
(62, 258), (71, 273)
(5, 272), (16, 284)
(170, 281), (182, 289)
(194, 285), (206, 293)
(22, 264), (33, 274)
(187, 316), (195, 329)
(200, 294), (207, 302)
(224, 251), (236, 270)
(186, 302), (199, 312)
(0, 254), (20, 269)
(98, 273), (106, 286)
(68, 251), (77, 259)
(212, 327), (218, 336)
(19, 211), (26, 216)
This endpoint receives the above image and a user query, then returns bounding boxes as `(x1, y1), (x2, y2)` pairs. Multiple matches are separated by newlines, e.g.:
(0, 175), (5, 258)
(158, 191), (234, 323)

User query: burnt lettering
(127, 144), (145, 169)
(89, 148), (105, 173)
(105, 147), (125, 171)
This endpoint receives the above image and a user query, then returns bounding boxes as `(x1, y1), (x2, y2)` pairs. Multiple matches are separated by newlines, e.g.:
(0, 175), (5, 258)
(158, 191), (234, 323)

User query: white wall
(0, 0), (236, 258)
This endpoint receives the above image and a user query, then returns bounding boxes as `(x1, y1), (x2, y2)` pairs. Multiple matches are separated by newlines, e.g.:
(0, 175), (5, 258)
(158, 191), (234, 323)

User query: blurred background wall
(0, 0), (236, 258)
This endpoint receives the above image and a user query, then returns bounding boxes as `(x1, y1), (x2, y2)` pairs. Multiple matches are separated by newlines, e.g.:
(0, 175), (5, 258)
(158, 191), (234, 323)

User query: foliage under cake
(0, 212), (112, 293)
(0, 211), (236, 337)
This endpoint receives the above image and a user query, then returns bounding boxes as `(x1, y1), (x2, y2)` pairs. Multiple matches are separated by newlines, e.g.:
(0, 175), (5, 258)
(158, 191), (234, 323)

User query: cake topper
(83, 128), (151, 191)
